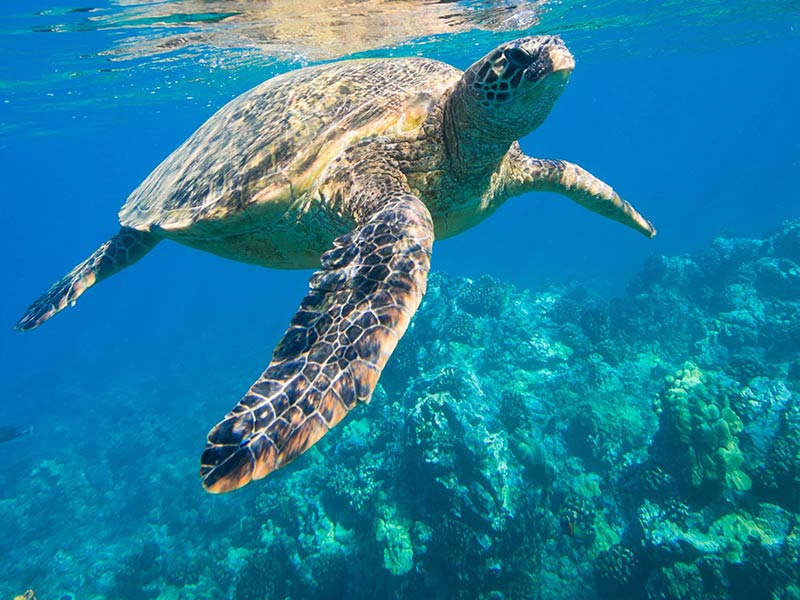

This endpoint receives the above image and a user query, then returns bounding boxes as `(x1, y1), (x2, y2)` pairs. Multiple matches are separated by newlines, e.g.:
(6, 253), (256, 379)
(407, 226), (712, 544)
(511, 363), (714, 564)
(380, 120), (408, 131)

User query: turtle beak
(549, 44), (575, 75)
(515, 36), (574, 84)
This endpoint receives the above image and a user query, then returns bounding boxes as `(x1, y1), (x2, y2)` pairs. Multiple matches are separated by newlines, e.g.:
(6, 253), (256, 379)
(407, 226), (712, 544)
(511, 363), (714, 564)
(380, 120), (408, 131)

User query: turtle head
(455, 36), (575, 141)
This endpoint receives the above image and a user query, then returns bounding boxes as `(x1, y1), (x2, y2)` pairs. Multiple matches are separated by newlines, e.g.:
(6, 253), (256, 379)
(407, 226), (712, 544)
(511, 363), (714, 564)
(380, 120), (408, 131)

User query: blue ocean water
(1, 1), (799, 598)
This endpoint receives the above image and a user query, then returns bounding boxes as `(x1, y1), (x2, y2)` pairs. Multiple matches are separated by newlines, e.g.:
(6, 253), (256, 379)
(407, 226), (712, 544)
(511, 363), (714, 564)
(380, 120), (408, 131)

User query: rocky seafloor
(2, 220), (800, 599)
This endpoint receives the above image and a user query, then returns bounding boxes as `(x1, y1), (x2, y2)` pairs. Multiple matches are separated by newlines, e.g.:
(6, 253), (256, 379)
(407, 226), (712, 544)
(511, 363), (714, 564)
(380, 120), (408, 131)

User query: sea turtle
(16, 36), (655, 493)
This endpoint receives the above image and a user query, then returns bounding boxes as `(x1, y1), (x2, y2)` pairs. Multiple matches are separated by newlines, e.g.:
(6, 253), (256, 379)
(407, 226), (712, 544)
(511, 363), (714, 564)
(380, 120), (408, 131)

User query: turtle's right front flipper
(201, 191), (433, 493)
(15, 226), (160, 331)
(505, 149), (656, 238)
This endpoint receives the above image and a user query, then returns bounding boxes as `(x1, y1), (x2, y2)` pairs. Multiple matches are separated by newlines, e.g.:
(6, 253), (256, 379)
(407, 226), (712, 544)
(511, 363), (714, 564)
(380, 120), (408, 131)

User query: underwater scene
(1, 0), (800, 598)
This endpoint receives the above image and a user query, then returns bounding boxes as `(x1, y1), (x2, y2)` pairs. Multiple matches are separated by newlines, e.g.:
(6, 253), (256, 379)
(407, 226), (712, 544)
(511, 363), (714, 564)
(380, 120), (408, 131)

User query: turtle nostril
(503, 46), (534, 69)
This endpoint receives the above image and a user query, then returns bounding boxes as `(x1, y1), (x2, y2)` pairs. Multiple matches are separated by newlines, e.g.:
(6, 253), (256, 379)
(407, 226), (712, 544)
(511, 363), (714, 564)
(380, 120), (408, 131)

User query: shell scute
(119, 58), (460, 238)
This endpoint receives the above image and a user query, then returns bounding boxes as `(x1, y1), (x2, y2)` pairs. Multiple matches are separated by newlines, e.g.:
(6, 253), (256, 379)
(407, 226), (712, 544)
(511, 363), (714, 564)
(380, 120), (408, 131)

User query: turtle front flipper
(505, 149), (656, 238)
(200, 192), (433, 493)
(15, 227), (160, 331)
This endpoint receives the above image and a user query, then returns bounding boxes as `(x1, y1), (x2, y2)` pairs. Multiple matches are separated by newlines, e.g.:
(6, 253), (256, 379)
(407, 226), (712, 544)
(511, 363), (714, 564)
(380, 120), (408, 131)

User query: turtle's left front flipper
(201, 192), (433, 493)
(505, 149), (656, 238)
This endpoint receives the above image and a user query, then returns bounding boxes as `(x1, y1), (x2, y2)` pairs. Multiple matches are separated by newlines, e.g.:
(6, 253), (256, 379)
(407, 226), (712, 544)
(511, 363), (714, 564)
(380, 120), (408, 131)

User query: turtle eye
(503, 46), (534, 69)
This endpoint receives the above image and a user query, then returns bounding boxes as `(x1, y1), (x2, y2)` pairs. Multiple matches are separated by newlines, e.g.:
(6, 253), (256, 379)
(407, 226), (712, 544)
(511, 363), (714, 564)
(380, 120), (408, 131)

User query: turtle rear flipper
(200, 191), (433, 493)
(15, 226), (160, 331)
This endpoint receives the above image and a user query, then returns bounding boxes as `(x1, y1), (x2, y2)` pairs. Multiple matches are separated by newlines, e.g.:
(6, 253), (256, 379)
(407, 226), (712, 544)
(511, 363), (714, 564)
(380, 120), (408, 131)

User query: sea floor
(2, 220), (799, 599)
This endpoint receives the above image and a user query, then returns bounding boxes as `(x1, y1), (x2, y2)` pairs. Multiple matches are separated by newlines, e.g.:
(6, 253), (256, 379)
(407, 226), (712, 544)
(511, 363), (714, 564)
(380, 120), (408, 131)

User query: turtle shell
(119, 58), (460, 234)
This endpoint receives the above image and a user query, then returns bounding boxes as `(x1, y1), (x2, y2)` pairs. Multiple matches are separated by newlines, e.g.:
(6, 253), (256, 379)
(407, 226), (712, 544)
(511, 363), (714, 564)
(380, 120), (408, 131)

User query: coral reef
(375, 505), (414, 576)
(559, 493), (597, 544)
(594, 544), (638, 597)
(2, 220), (800, 599)
(235, 550), (278, 599)
(457, 274), (508, 318)
(657, 362), (752, 491)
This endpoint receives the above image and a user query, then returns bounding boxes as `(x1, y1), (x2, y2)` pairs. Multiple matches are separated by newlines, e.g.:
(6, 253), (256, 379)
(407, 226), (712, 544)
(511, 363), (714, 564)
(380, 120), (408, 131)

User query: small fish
(0, 426), (32, 443)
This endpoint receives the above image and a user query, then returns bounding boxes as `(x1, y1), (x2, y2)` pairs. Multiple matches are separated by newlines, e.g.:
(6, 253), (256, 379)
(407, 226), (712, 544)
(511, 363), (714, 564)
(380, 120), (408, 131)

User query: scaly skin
(15, 228), (159, 331)
(202, 178), (433, 492)
(501, 145), (656, 238)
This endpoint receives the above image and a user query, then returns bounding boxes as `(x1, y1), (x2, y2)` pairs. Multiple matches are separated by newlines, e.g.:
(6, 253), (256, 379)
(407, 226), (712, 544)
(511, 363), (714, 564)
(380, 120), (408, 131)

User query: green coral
(660, 362), (752, 490)
(446, 309), (479, 344)
(706, 505), (790, 564)
(235, 550), (277, 599)
(428, 517), (480, 571)
(375, 505), (414, 576)
(559, 493), (597, 544)
(591, 511), (622, 556)
(458, 274), (507, 317)
(652, 561), (704, 600)
(594, 544), (637, 594)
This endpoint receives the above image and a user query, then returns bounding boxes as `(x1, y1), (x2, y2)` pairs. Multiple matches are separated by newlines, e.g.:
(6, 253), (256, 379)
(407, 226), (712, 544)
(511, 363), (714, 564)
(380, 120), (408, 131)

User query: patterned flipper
(507, 151), (657, 238)
(200, 194), (433, 493)
(15, 227), (160, 331)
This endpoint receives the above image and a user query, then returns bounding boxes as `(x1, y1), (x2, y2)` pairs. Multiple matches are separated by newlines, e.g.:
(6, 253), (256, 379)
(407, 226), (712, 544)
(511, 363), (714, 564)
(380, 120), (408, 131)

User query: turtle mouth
(547, 44), (576, 75)
(522, 42), (575, 84)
